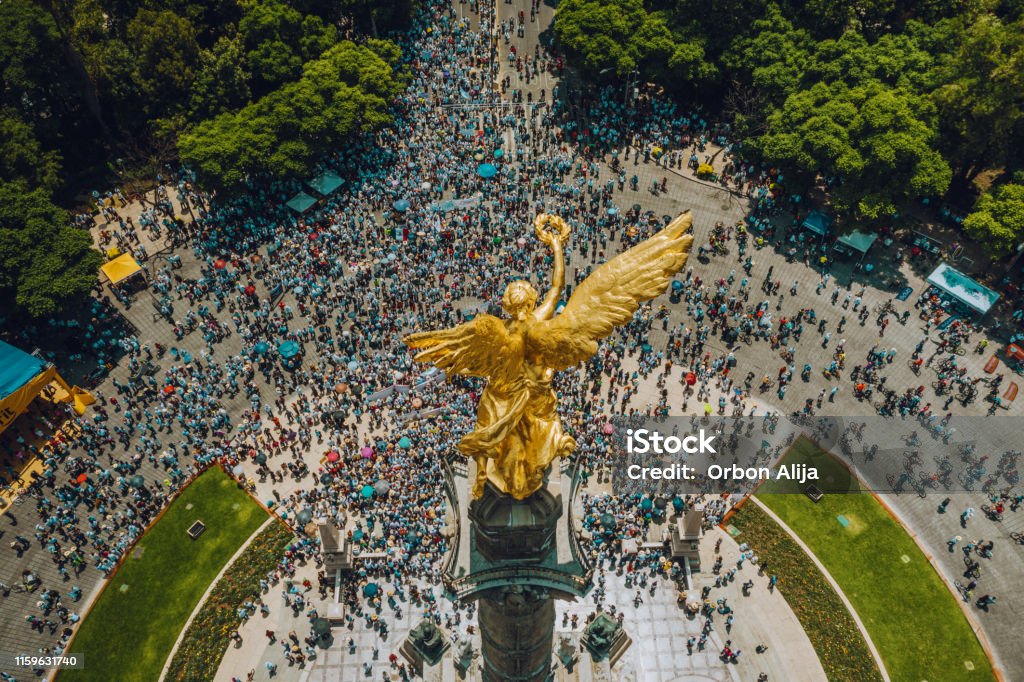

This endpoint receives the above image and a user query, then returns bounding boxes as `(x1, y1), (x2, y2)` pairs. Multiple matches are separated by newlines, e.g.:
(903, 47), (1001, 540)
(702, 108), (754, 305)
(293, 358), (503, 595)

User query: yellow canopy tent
(99, 253), (143, 285)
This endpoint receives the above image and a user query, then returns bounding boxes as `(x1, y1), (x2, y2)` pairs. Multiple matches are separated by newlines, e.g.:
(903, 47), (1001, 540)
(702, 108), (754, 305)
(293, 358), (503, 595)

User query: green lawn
(62, 467), (270, 682)
(757, 437), (994, 682)
(729, 502), (881, 682)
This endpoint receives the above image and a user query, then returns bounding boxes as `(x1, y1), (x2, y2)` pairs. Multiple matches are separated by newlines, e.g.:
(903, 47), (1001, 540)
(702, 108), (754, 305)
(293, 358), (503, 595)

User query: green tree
(963, 183), (1024, 257)
(554, 0), (714, 85)
(179, 40), (402, 190)
(127, 9), (201, 116)
(189, 36), (252, 121)
(0, 0), (82, 140)
(239, 0), (337, 94)
(0, 114), (63, 192)
(758, 82), (950, 217)
(930, 15), (1024, 185)
(0, 182), (102, 317)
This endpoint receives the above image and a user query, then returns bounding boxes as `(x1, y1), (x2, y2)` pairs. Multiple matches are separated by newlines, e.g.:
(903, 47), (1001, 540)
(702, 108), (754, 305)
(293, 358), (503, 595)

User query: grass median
(61, 467), (270, 682)
(756, 437), (994, 682)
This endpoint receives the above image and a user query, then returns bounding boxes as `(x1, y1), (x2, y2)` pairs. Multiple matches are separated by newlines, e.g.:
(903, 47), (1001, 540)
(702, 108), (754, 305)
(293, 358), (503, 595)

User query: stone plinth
(581, 613), (631, 668)
(400, 620), (451, 679)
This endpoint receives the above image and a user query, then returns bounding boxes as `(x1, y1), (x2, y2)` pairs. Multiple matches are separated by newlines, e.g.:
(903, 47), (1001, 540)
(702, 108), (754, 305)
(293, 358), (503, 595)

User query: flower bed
(165, 520), (293, 682)
(728, 502), (882, 682)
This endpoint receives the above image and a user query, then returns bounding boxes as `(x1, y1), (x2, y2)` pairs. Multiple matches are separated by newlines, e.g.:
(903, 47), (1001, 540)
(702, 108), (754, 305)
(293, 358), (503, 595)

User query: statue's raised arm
(527, 212), (693, 371)
(532, 214), (571, 321)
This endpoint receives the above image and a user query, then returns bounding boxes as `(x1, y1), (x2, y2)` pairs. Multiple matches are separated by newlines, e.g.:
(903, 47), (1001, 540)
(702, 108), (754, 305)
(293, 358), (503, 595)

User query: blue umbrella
(494, 149), (504, 159)
(477, 163), (498, 179)
(363, 583), (380, 597)
(671, 280), (684, 291)
(393, 199), (411, 212)
(398, 436), (412, 449)
(278, 340), (301, 359)
(607, 207), (618, 216)
(254, 341), (270, 355)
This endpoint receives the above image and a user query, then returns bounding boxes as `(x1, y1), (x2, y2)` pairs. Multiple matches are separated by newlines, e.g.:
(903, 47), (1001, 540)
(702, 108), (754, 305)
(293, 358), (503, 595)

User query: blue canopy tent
(926, 263), (1000, 316)
(306, 170), (344, 197)
(0, 341), (76, 435)
(285, 192), (318, 214)
(801, 211), (833, 237)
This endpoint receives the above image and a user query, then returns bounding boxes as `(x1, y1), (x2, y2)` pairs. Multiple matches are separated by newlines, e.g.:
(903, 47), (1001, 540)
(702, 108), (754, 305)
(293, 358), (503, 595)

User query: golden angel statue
(405, 212), (693, 500)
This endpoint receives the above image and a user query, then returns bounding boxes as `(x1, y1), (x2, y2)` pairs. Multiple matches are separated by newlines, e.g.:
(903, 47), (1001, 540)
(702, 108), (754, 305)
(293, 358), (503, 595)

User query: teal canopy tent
(926, 263), (1000, 315)
(306, 170), (343, 197)
(801, 210), (833, 236)
(0, 341), (47, 403)
(835, 230), (877, 255)
(285, 192), (318, 214)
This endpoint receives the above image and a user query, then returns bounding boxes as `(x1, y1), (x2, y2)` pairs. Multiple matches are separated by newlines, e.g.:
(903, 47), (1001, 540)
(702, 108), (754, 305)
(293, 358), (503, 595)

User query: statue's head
(502, 280), (538, 320)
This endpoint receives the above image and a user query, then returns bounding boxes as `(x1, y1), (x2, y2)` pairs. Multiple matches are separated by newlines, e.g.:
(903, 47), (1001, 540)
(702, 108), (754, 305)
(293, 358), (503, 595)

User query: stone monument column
(478, 586), (554, 681)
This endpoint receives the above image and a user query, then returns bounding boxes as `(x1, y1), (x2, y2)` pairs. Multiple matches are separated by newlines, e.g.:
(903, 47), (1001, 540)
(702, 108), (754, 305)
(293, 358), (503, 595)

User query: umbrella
(76, 473), (88, 484)
(672, 497), (685, 512)
(294, 285), (304, 295)
(334, 383), (349, 394)
(602, 423), (614, 435)
(214, 259), (227, 270)
(398, 436), (412, 449)
(685, 372), (697, 386)
(254, 453), (267, 465)
(320, 473), (333, 485)
(363, 583), (380, 597)
(278, 340), (300, 359)
(600, 513), (617, 530)
(326, 451), (340, 463)
(654, 497), (668, 510)
(477, 163), (498, 178)
(128, 475), (145, 489)
(353, 529), (364, 541)
(494, 149), (504, 159)
(671, 280), (684, 291)
(517, 237), (527, 246)
(254, 341), (270, 355)
(163, 385), (175, 394)
(607, 207), (618, 216)
(640, 498), (653, 511)
(361, 485), (374, 498)
(374, 480), (391, 495)
(296, 509), (313, 525)
(360, 446), (373, 458)
(312, 618), (331, 637)
(641, 343), (652, 352)
(393, 199), (411, 212)
(245, 285), (256, 296)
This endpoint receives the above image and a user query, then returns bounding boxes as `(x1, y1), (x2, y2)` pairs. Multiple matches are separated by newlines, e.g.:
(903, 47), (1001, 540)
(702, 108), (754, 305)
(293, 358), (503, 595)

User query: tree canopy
(963, 183), (1024, 258)
(178, 40), (403, 190)
(555, 0), (1024, 223)
(0, 0), (411, 316)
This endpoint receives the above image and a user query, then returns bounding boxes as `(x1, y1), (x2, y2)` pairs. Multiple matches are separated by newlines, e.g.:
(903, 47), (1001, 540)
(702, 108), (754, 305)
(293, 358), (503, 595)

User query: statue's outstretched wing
(404, 313), (522, 381)
(528, 212), (693, 371)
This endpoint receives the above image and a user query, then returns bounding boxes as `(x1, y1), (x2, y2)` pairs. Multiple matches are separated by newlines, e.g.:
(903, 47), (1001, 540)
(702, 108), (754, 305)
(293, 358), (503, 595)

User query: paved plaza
(0, 0), (1022, 680)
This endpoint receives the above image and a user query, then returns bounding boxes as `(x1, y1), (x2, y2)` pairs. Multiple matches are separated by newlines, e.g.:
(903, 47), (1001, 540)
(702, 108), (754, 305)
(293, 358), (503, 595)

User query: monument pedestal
(438, 453), (592, 682)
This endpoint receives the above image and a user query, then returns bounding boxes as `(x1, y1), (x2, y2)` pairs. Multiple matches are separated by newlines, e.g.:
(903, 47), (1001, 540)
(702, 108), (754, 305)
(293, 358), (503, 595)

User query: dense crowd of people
(1, 0), (1021, 679)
